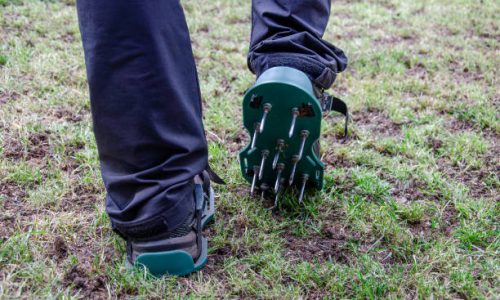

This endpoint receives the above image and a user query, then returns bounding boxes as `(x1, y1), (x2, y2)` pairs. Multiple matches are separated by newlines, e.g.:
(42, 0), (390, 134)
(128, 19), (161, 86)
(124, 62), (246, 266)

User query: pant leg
(248, 0), (348, 89)
(76, 0), (207, 239)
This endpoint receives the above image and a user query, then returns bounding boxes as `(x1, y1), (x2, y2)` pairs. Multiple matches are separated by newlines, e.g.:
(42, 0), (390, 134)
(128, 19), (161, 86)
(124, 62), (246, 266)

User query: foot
(239, 66), (348, 207)
(125, 171), (216, 277)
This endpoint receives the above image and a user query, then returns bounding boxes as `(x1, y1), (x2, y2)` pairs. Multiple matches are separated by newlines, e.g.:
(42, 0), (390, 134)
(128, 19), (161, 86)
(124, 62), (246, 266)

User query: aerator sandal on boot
(125, 172), (217, 277)
(240, 66), (348, 206)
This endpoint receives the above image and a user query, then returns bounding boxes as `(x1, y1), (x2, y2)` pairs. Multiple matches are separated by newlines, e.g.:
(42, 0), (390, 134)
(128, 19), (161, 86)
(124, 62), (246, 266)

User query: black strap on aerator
(322, 94), (349, 143)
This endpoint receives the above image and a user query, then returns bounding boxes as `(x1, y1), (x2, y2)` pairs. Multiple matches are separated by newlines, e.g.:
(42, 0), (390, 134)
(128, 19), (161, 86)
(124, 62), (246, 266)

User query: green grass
(1, 0), (498, 298)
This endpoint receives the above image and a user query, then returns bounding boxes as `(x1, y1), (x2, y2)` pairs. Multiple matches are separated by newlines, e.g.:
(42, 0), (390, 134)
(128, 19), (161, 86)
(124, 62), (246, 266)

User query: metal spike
(274, 163), (285, 192)
(273, 178), (285, 208)
(250, 166), (259, 196)
(298, 174), (309, 204)
(259, 103), (272, 133)
(288, 107), (299, 138)
(258, 150), (269, 180)
(288, 155), (299, 185)
(297, 130), (309, 159)
(272, 139), (285, 169)
(250, 122), (260, 150)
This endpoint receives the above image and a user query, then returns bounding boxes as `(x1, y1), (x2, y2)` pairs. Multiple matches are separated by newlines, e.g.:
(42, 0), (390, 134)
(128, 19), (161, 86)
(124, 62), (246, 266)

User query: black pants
(76, 0), (347, 239)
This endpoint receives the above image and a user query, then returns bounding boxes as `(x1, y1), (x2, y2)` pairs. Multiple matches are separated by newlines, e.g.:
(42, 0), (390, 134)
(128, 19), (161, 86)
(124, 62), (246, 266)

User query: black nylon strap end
(323, 94), (349, 142)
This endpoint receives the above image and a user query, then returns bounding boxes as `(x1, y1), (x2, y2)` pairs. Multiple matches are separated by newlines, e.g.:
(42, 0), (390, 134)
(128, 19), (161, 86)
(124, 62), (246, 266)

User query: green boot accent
(134, 237), (208, 277)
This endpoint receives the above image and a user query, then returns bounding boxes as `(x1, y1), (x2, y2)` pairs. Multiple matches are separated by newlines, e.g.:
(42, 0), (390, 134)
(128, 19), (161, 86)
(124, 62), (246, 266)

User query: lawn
(0, 0), (498, 298)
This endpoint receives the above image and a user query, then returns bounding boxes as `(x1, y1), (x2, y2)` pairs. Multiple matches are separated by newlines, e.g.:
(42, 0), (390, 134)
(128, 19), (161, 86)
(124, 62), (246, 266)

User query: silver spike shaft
(250, 122), (260, 150)
(250, 166), (259, 196)
(258, 150), (269, 180)
(273, 178), (284, 208)
(288, 155), (299, 186)
(259, 103), (272, 133)
(274, 163), (285, 192)
(298, 174), (309, 204)
(297, 130), (309, 159)
(272, 139), (285, 169)
(288, 107), (299, 138)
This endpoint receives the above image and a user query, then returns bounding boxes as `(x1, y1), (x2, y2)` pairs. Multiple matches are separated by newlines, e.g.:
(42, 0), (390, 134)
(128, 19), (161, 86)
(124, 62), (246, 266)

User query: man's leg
(76, 0), (207, 242)
(248, 0), (348, 89)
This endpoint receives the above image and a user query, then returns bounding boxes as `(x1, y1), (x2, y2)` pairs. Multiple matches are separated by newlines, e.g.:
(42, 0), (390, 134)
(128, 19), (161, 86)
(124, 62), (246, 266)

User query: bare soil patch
(282, 212), (358, 265)
(440, 204), (459, 237)
(52, 108), (83, 123)
(405, 62), (428, 79)
(63, 265), (107, 299)
(446, 116), (500, 141)
(2, 130), (52, 161)
(60, 184), (102, 213)
(447, 59), (487, 84)
(391, 178), (426, 204)
(437, 155), (498, 199)
(323, 152), (355, 169)
(52, 235), (69, 260)
(352, 109), (402, 136)
(225, 130), (248, 154)
(0, 181), (30, 239)
(0, 90), (20, 104)
(427, 137), (443, 153)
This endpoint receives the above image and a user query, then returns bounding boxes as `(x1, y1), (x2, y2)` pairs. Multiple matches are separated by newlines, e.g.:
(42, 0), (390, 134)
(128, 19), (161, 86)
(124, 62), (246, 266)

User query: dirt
(446, 117), (477, 133)
(63, 266), (107, 299)
(405, 62), (428, 79)
(2, 138), (24, 160)
(53, 108), (83, 123)
(391, 178), (426, 204)
(27, 131), (52, 159)
(445, 115), (500, 142)
(438, 155), (498, 199)
(323, 152), (355, 169)
(202, 206), (263, 280)
(427, 137), (443, 153)
(373, 35), (404, 46)
(446, 59), (487, 84)
(225, 130), (249, 154)
(55, 218), (117, 298)
(352, 109), (403, 136)
(53, 236), (69, 260)
(2, 130), (52, 161)
(439, 116), (499, 198)
(0, 181), (30, 239)
(0, 90), (20, 104)
(282, 214), (357, 265)
(440, 205), (459, 237)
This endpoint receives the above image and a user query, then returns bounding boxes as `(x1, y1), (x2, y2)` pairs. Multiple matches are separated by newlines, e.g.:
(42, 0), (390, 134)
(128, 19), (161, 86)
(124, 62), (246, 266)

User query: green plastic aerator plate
(135, 238), (208, 277)
(240, 67), (324, 201)
(127, 185), (214, 277)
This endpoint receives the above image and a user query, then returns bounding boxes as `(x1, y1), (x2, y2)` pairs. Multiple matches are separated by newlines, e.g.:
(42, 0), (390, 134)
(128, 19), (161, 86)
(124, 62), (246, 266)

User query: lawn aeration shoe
(125, 171), (219, 277)
(240, 66), (348, 207)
